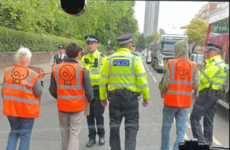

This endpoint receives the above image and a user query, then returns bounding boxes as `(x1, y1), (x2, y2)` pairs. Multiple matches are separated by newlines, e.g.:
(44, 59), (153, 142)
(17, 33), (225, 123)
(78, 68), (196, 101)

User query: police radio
(84, 58), (89, 64)
(94, 58), (98, 67)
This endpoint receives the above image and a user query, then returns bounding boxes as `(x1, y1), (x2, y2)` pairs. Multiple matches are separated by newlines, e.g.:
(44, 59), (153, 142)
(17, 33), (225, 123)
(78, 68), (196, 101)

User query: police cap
(58, 44), (65, 49)
(116, 33), (133, 44)
(85, 35), (99, 43)
(205, 43), (222, 52)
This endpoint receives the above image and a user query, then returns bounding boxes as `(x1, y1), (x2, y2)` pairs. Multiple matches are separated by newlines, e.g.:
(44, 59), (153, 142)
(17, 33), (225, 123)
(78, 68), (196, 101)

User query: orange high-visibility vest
(3, 65), (40, 118)
(164, 59), (198, 107)
(52, 62), (85, 112)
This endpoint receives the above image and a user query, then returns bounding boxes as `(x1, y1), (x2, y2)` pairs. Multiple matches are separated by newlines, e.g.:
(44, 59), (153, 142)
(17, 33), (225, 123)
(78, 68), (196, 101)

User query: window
(210, 17), (229, 35)
(162, 43), (174, 51)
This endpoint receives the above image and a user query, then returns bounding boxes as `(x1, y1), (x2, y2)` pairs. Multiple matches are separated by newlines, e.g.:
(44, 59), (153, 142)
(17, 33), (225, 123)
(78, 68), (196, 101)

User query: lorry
(147, 28), (188, 73)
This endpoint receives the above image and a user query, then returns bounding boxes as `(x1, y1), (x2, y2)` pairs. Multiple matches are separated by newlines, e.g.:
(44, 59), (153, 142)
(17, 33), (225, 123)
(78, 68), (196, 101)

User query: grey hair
(15, 46), (32, 62)
(119, 43), (130, 48)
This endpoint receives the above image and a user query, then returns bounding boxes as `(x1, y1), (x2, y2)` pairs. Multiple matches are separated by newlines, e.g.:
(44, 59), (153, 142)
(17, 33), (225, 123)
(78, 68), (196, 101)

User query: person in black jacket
(50, 45), (67, 66)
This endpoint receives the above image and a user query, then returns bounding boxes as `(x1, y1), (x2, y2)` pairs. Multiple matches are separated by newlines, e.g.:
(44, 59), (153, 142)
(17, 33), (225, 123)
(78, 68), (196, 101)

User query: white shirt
(49, 53), (66, 66)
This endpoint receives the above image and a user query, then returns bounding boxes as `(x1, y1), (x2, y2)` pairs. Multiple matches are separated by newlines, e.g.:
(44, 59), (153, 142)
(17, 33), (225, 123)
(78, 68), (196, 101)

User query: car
(133, 52), (141, 56)
(142, 50), (147, 57)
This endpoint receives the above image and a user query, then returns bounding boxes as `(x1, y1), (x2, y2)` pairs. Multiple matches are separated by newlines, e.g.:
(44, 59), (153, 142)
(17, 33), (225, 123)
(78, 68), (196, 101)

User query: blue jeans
(6, 116), (35, 150)
(161, 105), (189, 150)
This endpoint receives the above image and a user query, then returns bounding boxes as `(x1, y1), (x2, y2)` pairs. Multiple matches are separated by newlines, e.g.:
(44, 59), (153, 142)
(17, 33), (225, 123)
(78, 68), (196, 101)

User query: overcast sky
(134, 1), (208, 33)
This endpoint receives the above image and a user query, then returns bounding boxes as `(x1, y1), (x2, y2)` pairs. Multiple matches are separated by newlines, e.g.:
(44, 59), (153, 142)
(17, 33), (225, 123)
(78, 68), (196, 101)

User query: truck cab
(151, 31), (188, 73)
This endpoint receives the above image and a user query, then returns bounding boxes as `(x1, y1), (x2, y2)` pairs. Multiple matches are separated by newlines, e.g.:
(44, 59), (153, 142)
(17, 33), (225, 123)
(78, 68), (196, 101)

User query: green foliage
(181, 19), (208, 52)
(0, 0), (61, 34)
(0, 27), (105, 52)
(145, 32), (158, 45)
(136, 33), (146, 50)
(0, 0), (139, 51)
(180, 25), (188, 29)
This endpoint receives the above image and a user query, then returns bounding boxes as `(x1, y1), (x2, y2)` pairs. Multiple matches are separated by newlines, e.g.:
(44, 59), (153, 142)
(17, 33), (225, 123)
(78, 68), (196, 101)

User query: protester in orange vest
(1, 47), (45, 150)
(159, 40), (200, 150)
(49, 42), (93, 150)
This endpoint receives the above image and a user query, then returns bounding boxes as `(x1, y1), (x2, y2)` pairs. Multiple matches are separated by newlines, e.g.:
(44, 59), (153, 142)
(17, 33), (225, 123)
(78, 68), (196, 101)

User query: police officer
(190, 43), (227, 145)
(100, 33), (150, 150)
(49, 44), (67, 66)
(80, 35), (107, 147)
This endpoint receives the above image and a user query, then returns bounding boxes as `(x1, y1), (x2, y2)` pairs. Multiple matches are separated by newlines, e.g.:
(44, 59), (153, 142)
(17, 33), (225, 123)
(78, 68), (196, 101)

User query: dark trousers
(190, 89), (218, 145)
(109, 92), (139, 150)
(87, 91), (105, 140)
(226, 90), (229, 104)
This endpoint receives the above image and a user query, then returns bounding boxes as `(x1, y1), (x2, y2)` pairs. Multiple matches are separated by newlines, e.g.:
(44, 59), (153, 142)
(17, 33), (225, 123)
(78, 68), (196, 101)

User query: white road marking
(187, 113), (222, 146)
(213, 136), (222, 145)
(149, 71), (152, 75)
(152, 76), (157, 82)
(185, 133), (189, 140)
(200, 126), (222, 145)
(186, 122), (191, 128)
(186, 113), (191, 128)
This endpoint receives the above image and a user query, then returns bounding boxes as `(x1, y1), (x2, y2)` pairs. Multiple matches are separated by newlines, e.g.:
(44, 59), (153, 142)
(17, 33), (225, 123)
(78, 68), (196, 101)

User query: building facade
(143, 1), (160, 37)
(195, 2), (227, 23)
(193, 2), (228, 54)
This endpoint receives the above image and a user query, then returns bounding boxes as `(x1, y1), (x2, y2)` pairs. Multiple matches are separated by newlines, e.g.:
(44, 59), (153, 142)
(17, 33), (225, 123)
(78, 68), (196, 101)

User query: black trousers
(109, 92), (139, 150)
(190, 89), (218, 145)
(87, 90), (105, 140)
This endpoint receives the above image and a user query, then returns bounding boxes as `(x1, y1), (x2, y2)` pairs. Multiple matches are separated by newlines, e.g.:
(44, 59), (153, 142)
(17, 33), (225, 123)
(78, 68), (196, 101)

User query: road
(0, 59), (229, 150)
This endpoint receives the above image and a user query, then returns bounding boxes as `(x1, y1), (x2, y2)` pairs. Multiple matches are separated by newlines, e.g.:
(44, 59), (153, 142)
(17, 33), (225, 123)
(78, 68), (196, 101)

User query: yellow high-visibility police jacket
(198, 55), (227, 91)
(99, 48), (150, 100)
(80, 50), (106, 86)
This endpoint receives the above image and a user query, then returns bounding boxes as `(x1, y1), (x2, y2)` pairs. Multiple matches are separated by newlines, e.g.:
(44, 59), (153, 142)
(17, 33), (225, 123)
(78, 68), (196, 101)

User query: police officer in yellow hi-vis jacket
(80, 35), (107, 147)
(190, 43), (227, 146)
(99, 33), (150, 150)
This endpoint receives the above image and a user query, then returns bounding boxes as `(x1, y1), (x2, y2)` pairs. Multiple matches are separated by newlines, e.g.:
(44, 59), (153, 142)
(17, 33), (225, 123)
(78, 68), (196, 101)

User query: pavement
(0, 58), (229, 150)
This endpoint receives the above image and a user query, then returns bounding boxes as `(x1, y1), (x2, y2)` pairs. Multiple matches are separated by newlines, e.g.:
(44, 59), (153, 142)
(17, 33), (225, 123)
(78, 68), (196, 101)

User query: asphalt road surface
(0, 60), (229, 150)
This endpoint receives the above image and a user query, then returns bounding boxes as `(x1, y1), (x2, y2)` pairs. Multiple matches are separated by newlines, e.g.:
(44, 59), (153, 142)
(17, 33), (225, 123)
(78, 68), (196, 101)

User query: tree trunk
(192, 41), (198, 53)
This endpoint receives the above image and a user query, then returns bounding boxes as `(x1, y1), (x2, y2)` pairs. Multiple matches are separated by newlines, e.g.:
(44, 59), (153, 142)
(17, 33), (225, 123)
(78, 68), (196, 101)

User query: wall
(0, 50), (116, 68)
(0, 51), (57, 68)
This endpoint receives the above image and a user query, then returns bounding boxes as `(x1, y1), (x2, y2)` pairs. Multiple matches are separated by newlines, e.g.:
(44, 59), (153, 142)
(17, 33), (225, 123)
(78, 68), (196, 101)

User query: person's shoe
(86, 139), (96, 147)
(99, 137), (105, 145)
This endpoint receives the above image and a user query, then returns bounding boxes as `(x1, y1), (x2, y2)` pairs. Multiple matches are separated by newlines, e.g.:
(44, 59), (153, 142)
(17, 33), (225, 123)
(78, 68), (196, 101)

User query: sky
(134, 1), (208, 33)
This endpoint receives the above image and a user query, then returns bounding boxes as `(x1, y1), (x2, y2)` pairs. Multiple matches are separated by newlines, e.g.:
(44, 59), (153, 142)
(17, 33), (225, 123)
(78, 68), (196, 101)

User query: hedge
(0, 27), (106, 52)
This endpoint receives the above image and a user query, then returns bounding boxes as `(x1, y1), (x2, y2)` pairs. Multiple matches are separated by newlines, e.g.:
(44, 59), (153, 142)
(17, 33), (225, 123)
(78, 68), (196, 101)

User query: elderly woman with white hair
(1, 47), (45, 150)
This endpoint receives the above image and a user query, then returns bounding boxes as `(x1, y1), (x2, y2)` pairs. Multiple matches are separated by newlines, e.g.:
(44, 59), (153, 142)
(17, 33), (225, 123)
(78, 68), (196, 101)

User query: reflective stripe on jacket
(52, 62), (85, 112)
(99, 48), (150, 100)
(198, 55), (227, 91)
(164, 59), (198, 107)
(3, 66), (40, 118)
(80, 50), (106, 86)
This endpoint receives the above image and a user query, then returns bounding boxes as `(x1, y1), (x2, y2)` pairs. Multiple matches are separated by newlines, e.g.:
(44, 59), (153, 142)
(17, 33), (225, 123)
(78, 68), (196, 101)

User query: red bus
(205, 4), (229, 64)
(204, 3), (229, 106)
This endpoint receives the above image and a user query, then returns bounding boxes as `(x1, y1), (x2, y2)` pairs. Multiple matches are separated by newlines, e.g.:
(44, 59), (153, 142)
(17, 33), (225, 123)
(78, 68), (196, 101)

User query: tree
(0, 0), (61, 34)
(145, 31), (158, 45)
(113, 1), (139, 47)
(0, 0), (139, 50)
(180, 19), (208, 53)
(136, 33), (146, 50)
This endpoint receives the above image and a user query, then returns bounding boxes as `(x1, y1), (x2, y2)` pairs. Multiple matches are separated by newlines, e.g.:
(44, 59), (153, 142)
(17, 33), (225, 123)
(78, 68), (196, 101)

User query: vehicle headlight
(158, 53), (164, 60)
(158, 60), (163, 65)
